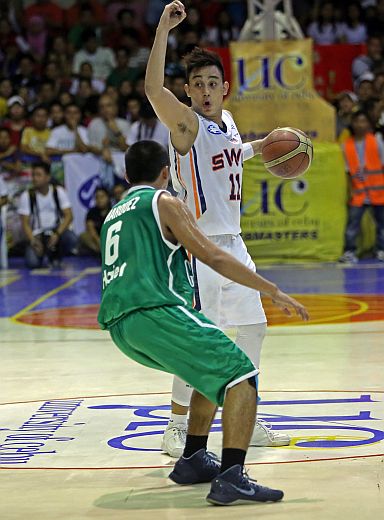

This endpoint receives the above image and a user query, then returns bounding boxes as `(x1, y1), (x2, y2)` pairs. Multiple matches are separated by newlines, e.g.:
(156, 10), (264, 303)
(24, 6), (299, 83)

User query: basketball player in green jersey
(98, 140), (308, 506)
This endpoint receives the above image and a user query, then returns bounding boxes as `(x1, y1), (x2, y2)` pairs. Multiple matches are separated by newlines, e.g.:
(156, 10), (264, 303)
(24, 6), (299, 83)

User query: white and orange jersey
(169, 110), (243, 236)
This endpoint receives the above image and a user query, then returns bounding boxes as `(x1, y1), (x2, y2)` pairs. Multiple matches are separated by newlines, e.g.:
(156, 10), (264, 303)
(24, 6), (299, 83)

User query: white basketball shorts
(192, 234), (267, 328)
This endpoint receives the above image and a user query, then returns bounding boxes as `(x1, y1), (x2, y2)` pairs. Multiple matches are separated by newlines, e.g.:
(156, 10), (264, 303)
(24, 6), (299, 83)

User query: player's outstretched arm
(158, 193), (309, 321)
(145, 1), (198, 151)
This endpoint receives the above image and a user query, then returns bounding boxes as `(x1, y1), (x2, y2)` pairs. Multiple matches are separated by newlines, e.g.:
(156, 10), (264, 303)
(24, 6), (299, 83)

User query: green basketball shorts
(109, 305), (258, 406)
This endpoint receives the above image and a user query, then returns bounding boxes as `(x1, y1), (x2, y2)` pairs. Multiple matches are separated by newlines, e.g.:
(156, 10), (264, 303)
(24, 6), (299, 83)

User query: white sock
(169, 413), (188, 425)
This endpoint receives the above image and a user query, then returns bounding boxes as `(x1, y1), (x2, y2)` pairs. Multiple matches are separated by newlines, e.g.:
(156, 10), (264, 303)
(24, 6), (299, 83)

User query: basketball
(261, 127), (313, 179)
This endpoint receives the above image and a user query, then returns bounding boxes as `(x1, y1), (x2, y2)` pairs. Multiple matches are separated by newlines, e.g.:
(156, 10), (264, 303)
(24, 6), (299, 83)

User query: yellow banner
(241, 143), (347, 263)
(227, 39), (335, 142)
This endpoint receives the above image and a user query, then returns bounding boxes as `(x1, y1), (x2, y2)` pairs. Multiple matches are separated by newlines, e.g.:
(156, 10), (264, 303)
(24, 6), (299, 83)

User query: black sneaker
(206, 464), (284, 506)
(169, 449), (220, 485)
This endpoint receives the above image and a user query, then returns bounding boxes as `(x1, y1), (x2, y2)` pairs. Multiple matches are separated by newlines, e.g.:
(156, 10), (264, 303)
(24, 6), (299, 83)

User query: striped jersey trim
(167, 251), (188, 305)
(191, 256), (202, 311)
(189, 146), (207, 219)
(177, 305), (219, 330)
(192, 145), (207, 215)
(173, 150), (188, 201)
(151, 190), (179, 251)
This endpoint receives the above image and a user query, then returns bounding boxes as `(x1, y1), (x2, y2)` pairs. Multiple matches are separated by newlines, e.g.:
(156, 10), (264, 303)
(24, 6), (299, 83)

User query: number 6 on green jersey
(105, 220), (122, 265)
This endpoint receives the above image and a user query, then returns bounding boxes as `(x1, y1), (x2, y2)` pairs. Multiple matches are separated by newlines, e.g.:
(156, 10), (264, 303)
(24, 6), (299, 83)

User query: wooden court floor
(0, 259), (383, 520)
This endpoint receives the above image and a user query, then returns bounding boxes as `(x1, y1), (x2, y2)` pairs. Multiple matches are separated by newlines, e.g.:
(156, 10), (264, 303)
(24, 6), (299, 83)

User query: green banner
(241, 143), (348, 263)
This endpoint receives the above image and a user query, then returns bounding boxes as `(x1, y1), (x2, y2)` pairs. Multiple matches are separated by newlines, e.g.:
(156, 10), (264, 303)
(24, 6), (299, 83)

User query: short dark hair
(95, 187), (110, 197)
(122, 27), (140, 41)
(184, 47), (225, 83)
(82, 28), (97, 43)
(116, 46), (128, 56)
(20, 53), (35, 63)
(79, 78), (92, 87)
(40, 79), (55, 91)
(32, 162), (51, 175)
(126, 93), (142, 103)
(31, 105), (48, 116)
(49, 101), (63, 110)
(65, 102), (81, 112)
(125, 141), (170, 184)
(351, 110), (369, 122)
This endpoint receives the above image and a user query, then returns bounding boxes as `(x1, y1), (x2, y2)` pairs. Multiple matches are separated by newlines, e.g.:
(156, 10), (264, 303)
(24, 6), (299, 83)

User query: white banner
(63, 153), (125, 235)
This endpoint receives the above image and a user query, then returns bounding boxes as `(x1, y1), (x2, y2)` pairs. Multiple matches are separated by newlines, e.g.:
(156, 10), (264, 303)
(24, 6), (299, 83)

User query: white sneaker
(250, 420), (290, 447)
(161, 423), (187, 458)
(376, 250), (384, 262)
(339, 251), (358, 264)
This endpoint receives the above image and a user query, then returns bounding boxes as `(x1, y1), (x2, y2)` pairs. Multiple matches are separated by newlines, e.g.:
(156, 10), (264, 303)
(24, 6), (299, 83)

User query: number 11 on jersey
(229, 173), (241, 201)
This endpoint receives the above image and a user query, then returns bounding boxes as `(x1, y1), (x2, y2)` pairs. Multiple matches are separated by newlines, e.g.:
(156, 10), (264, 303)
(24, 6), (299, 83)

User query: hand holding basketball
(261, 127), (313, 179)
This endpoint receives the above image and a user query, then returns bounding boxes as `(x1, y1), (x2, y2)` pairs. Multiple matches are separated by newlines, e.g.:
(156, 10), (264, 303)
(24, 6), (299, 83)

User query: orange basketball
(261, 127), (313, 179)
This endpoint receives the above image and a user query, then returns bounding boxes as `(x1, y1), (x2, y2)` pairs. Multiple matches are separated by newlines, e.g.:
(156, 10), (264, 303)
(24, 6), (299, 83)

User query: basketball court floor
(1, 258), (383, 519)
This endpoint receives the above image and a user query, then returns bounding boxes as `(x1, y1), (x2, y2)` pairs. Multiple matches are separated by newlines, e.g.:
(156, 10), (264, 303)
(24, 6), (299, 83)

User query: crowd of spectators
(1, 0), (384, 265)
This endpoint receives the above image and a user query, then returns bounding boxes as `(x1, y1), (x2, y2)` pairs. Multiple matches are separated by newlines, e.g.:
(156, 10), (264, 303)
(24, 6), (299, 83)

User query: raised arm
(158, 192), (309, 320)
(145, 1), (198, 154)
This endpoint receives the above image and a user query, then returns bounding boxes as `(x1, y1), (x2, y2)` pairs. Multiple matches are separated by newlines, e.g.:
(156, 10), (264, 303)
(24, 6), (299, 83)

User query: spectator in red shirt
(106, 8), (148, 49)
(65, 0), (105, 29)
(3, 96), (28, 147)
(0, 127), (20, 175)
(68, 3), (101, 51)
(24, 1), (64, 32)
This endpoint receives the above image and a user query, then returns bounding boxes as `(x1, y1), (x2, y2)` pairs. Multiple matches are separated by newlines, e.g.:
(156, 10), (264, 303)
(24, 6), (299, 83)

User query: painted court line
(0, 275), (21, 289)
(11, 269), (91, 321)
(1, 389), (383, 406)
(1, 452), (384, 471)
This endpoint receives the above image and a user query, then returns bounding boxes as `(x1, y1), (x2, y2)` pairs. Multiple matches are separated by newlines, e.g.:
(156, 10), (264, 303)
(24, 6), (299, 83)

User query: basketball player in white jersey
(145, 1), (290, 457)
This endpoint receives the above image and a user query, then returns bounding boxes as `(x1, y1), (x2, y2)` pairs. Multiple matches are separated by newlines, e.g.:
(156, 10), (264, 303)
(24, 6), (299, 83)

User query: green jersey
(97, 186), (194, 329)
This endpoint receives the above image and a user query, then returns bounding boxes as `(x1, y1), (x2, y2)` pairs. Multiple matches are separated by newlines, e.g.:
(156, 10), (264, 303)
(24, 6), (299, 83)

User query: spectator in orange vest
(339, 110), (384, 263)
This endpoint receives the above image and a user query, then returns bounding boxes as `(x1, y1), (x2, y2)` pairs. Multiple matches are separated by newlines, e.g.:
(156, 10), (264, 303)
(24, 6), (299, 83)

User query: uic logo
(236, 54), (307, 94)
(242, 179), (309, 216)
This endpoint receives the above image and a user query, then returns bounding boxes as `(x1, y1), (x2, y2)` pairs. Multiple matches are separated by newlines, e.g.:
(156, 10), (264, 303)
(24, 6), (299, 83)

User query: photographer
(18, 162), (77, 268)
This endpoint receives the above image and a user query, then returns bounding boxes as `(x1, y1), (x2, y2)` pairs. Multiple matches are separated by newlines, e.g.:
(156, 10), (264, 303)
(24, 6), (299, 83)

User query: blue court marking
(0, 258), (100, 317)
